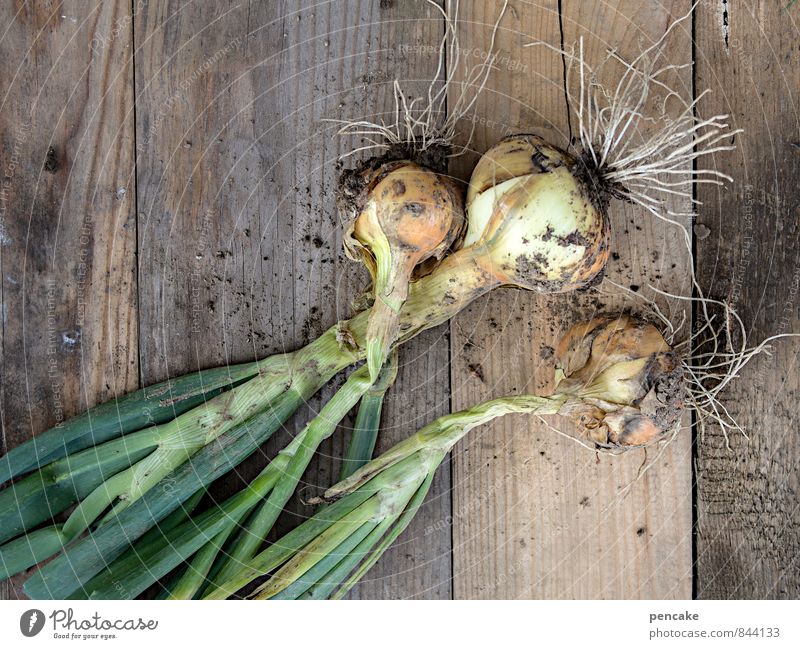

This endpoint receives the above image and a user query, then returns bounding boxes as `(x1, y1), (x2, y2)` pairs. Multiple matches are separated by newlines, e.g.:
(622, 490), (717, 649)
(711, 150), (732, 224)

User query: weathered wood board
(449, 0), (693, 598)
(132, 0), (451, 599)
(0, 2), (138, 599)
(695, 0), (800, 599)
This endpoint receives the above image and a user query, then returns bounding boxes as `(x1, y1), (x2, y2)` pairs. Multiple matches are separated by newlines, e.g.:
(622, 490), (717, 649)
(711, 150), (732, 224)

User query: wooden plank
(695, 0), (800, 599)
(0, 2), (137, 599)
(449, 0), (693, 598)
(345, 339), (452, 599)
(133, 0), (450, 599)
(340, 1), (453, 601)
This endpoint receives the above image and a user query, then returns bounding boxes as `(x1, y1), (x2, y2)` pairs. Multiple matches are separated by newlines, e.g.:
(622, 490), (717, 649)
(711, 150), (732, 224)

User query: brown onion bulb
(553, 314), (684, 447)
(339, 160), (464, 379)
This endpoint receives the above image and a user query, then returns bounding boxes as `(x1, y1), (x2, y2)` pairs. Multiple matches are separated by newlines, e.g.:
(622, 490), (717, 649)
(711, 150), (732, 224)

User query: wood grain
(448, 0), (693, 598)
(0, 2), (138, 599)
(695, 0), (800, 598)
(2, 0), (797, 602)
(132, 0), (451, 599)
(339, 1), (454, 601)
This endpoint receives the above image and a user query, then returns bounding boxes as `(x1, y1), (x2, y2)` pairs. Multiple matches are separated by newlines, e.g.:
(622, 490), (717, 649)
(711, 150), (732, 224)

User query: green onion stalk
(62, 314), (680, 600)
(17, 128), (616, 598)
(201, 314), (684, 599)
(0, 363), (263, 577)
(7, 253), (465, 595)
(165, 348), (396, 599)
(66, 363), (374, 600)
(340, 350), (398, 480)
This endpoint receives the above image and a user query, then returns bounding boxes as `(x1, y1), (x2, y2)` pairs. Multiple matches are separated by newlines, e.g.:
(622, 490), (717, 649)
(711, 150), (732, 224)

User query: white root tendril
(525, 1), (741, 227)
(597, 279), (800, 451)
(591, 278), (798, 509)
(328, 0), (508, 160)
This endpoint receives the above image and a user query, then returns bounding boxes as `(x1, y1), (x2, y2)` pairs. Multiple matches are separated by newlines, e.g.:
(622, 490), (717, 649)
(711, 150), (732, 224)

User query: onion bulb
(554, 314), (684, 447)
(339, 159), (464, 380)
(464, 134), (610, 293)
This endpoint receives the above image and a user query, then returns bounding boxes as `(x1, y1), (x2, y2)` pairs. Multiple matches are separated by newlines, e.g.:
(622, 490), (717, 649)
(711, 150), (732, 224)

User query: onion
(553, 314), (684, 447)
(464, 134), (610, 293)
(339, 159), (464, 379)
(202, 313), (684, 600)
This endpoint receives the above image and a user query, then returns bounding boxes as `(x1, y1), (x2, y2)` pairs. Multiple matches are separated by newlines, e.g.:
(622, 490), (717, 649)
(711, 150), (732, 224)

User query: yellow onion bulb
(339, 160), (464, 379)
(465, 134), (609, 293)
(553, 314), (684, 448)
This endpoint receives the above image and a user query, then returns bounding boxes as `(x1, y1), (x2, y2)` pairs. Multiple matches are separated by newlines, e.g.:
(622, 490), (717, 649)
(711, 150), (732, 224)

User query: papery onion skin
(466, 134), (610, 294)
(553, 314), (685, 448)
(338, 158), (465, 379)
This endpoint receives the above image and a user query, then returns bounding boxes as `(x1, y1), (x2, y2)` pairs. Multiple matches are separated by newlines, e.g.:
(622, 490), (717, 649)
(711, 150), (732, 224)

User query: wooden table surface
(1, 0), (798, 600)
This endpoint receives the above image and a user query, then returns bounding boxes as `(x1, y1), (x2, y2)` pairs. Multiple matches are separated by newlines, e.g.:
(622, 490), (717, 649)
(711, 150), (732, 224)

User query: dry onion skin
(338, 160), (465, 380)
(553, 314), (684, 448)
